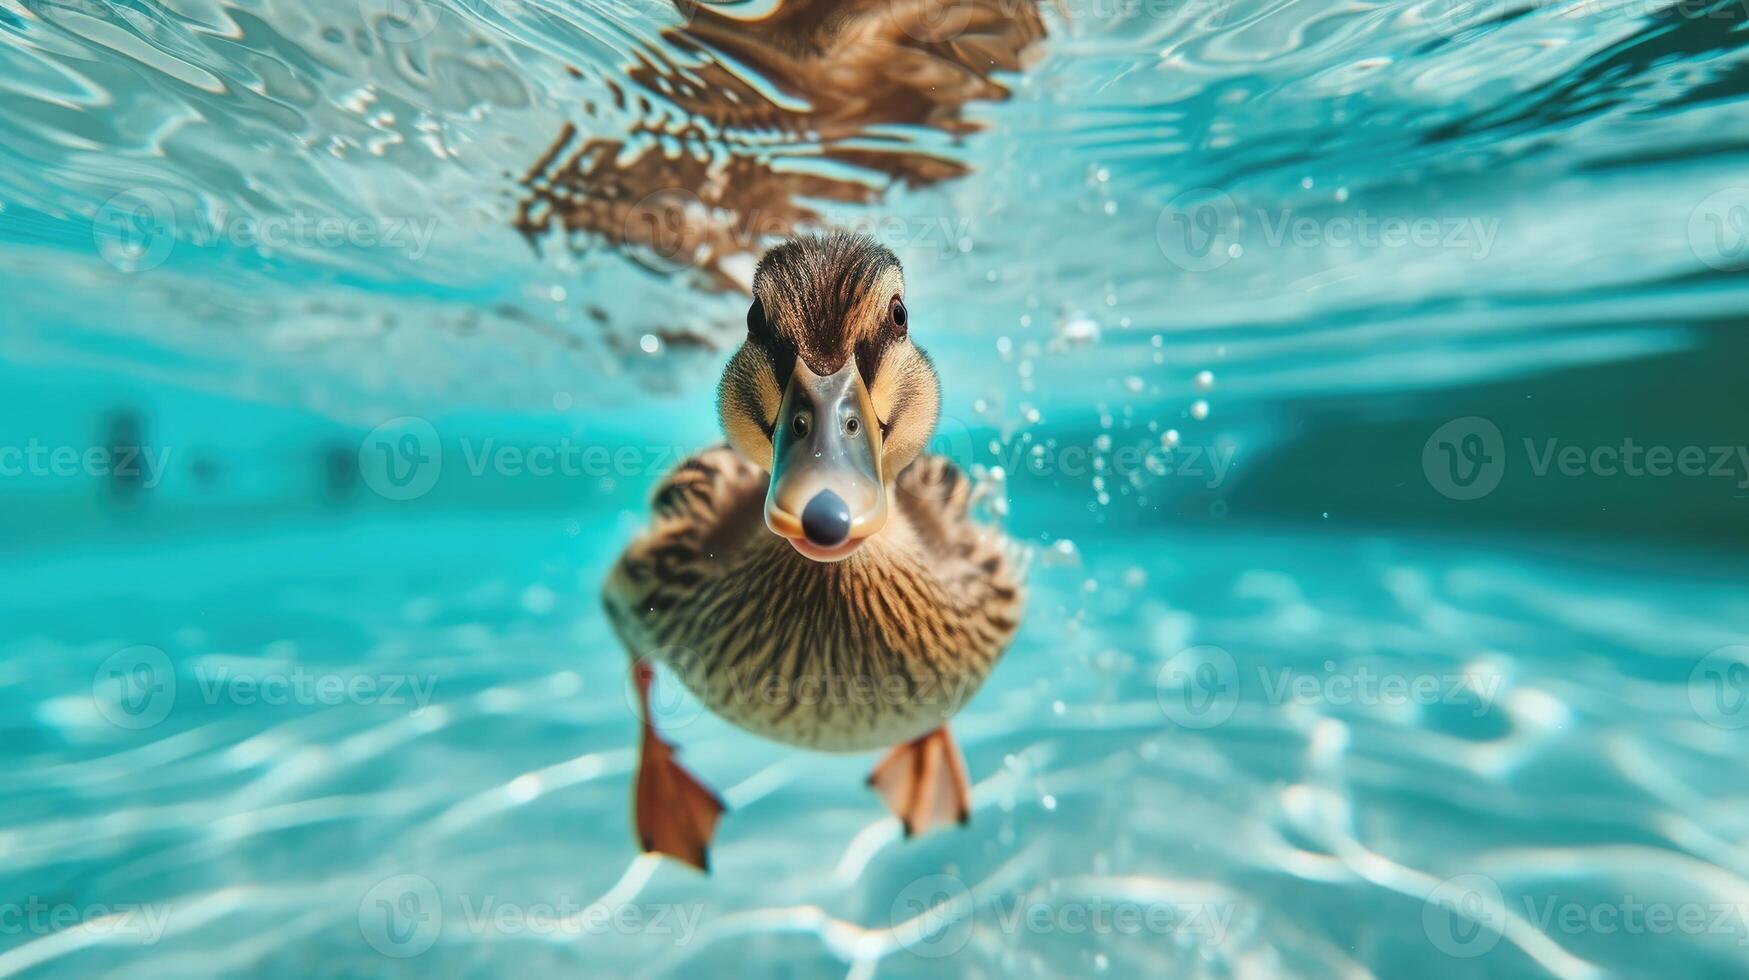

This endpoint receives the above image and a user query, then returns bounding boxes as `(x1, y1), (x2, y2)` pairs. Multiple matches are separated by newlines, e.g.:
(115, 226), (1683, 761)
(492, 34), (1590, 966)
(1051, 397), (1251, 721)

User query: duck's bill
(764, 360), (887, 562)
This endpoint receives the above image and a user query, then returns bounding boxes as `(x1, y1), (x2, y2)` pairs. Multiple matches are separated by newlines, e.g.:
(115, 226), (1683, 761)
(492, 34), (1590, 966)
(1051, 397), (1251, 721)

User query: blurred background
(3, 0), (1749, 976)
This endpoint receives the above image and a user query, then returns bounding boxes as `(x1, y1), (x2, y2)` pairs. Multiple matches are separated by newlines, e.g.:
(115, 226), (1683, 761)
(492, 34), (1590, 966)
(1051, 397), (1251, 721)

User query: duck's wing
(604, 445), (768, 646)
(894, 453), (1026, 656)
(895, 455), (1023, 575)
(893, 453), (973, 555)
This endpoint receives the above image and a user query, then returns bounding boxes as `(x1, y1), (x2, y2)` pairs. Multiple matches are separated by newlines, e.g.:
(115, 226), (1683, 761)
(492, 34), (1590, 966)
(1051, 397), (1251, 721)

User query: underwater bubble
(1191, 399), (1210, 420)
(1124, 376), (1144, 393)
(1195, 370), (1214, 391)
(1043, 539), (1080, 566)
(1162, 428), (1181, 448)
(520, 585), (556, 614)
(639, 334), (660, 354)
(1057, 312), (1101, 346)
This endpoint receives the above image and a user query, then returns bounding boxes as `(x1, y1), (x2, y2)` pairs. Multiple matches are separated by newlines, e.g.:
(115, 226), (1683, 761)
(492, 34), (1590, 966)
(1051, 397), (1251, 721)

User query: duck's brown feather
(604, 446), (1023, 752)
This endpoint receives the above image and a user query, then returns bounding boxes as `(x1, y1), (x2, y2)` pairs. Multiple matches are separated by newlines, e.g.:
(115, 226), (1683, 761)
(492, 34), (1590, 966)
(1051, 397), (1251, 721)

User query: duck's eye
(889, 296), (907, 337)
(792, 412), (811, 439)
(845, 417), (860, 436)
(747, 298), (768, 338)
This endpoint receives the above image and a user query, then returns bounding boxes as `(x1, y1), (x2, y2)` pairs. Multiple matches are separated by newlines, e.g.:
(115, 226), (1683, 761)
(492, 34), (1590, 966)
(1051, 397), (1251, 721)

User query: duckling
(603, 232), (1024, 871)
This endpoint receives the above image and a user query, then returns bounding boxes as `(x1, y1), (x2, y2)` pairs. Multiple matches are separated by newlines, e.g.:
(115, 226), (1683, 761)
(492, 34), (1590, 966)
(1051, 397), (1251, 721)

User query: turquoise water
(5, 1), (1749, 976)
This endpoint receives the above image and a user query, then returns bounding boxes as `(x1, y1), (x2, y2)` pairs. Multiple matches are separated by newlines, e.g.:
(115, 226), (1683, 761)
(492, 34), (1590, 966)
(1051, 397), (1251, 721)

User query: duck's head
(718, 232), (941, 562)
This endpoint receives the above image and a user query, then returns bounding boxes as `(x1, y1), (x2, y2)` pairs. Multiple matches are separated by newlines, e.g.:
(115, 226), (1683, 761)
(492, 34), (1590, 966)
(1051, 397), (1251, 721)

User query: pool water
(4, 1), (1749, 977)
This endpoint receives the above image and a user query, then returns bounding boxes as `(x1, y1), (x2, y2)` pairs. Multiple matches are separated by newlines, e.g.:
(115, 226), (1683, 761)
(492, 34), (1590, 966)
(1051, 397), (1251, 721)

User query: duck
(603, 231), (1024, 871)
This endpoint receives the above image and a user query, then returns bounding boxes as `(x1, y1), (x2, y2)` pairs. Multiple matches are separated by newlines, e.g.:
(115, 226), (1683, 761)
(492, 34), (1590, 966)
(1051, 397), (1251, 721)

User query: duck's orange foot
(867, 726), (971, 838)
(634, 727), (724, 872)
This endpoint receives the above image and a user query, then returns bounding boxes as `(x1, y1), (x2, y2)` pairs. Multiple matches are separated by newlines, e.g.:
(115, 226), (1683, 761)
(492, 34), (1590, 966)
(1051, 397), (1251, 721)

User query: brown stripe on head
(751, 232), (904, 376)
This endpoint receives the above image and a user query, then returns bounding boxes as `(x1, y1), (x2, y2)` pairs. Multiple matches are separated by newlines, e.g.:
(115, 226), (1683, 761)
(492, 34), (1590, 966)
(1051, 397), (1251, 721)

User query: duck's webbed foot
(867, 726), (971, 838)
(632, 663), (724, 872)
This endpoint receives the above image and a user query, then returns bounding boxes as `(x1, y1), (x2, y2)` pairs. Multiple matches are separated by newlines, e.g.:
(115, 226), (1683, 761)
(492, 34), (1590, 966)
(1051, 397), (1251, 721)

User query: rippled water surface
(5, 0), (1749, 977)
